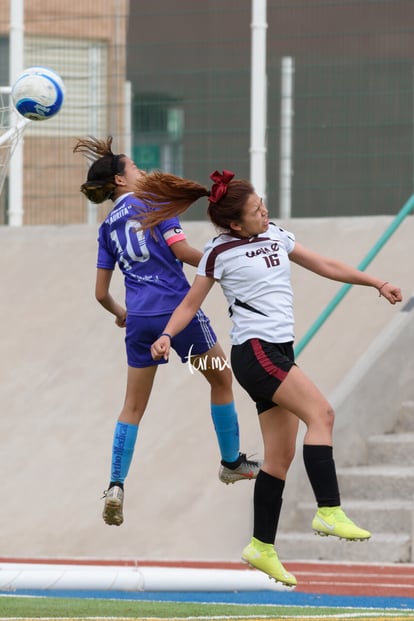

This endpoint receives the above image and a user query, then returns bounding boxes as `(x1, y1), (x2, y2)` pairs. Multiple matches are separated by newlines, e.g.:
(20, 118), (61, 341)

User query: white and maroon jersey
(197, 222), (296, 345)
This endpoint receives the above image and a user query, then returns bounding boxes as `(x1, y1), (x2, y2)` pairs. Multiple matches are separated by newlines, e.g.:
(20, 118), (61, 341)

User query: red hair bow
(209, 169), (235, 203)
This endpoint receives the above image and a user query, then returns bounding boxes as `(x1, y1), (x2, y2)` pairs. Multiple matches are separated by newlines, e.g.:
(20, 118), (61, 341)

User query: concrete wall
(0, 216), (413, 561)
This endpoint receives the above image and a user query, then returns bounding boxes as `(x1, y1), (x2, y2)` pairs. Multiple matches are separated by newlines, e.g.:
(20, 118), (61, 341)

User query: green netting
(1, 0), (413, 223)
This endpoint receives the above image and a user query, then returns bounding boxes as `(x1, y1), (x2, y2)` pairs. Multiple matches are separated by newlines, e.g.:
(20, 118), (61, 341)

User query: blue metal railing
(294, 194), (414, 357)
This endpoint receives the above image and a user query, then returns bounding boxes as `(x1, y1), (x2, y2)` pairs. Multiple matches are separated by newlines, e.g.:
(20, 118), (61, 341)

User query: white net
(0, 87), (30, 196)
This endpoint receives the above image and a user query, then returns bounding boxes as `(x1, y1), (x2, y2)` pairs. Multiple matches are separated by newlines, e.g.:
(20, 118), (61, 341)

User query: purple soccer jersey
(97, 193), (191, 316)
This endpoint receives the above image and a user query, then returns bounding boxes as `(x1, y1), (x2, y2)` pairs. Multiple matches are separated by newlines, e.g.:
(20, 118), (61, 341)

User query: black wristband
(159, 332), (172, 340)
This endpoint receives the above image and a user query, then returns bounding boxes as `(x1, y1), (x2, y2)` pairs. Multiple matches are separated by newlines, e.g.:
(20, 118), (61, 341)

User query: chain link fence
(0, 0), (413, 224)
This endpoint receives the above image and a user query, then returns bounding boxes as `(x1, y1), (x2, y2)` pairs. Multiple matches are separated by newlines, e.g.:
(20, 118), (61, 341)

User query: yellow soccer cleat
(312, 506), (371, 541)
(241, 537), (297, 587)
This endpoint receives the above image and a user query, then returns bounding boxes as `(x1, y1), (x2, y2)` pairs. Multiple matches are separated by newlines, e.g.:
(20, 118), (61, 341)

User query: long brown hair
(73, 136), (126, 204)
(135, 171), (254, 232)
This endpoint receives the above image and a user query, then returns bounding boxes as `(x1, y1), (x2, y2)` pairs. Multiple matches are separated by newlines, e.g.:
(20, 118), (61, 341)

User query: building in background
(0, 0), (129, 224)
(0, 0), (413, 224)
(127, 0), (414, 220)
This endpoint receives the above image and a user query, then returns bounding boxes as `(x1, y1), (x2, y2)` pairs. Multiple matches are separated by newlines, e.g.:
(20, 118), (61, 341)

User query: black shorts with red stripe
(230, 339), (296, 414)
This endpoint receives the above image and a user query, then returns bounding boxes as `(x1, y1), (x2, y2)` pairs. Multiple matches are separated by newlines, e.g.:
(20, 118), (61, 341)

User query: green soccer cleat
(312, 506), (371, 541)
(102, 485), (124, 526)
(241, 537), (297, 587)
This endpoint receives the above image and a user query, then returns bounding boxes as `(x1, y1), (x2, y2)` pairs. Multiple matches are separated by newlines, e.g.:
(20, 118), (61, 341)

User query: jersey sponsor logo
(246, 242), (281, 268)
(245, 242), (279, 257)
(205, 236), (281, 277)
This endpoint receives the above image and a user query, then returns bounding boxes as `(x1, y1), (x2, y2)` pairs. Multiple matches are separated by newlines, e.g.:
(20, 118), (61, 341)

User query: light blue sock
(210, 402), (240, 463)
(110, 421), (139, 484)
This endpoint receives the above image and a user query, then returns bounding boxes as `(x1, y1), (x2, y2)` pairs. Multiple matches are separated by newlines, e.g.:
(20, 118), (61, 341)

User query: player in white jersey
(134, 169), (403, 587)
(199, 223), (296, 345)
(73, 139), (260, 529)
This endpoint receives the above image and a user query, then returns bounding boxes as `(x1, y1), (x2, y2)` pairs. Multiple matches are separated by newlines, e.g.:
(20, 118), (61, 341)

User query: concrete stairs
(277, 401), (414, 562)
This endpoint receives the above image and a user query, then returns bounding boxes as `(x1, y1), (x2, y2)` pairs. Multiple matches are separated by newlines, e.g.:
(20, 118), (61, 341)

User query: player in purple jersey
(73, 138), (260, 527)
(132, 169), (402, 587)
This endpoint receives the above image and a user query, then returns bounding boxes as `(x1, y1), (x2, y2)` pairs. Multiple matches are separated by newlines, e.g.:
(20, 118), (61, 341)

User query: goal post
(0, 87), (30, 208)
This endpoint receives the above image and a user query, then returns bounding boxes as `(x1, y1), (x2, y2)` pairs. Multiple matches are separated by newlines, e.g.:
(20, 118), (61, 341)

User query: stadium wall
(0, 216), (413, 561)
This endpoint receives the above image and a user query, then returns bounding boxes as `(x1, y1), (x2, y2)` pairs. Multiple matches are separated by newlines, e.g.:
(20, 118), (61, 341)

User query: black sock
(303, 444), (340, 507)
(109, 481), (124, 490)
(252, 470), (285, 544)
(221, 452), (242, 469)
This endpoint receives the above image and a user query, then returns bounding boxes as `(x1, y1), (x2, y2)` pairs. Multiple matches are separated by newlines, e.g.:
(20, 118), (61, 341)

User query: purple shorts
(125, 309), (217, 368)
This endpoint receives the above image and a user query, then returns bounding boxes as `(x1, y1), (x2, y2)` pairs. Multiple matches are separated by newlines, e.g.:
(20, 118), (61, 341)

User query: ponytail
(79, 179), (116, 204)
(135, 170), (255, 233)
(73, 136), (125, 204)
(134, 171), (209, 230)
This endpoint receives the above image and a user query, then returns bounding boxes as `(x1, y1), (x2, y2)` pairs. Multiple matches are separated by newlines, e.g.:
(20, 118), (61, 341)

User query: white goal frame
(0, 86), (30, 221)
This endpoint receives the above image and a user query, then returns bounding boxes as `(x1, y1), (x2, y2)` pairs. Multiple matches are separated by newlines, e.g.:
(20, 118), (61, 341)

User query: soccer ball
(11, 66), (65, 121)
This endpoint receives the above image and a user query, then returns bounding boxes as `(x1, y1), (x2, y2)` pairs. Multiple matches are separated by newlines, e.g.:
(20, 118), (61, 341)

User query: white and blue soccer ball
(11, 66), (65, 121)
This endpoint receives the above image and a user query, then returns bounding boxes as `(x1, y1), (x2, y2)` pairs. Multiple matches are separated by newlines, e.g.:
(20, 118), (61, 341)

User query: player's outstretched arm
(290, 243), (403, 305)
(151, 275), (214, 360)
